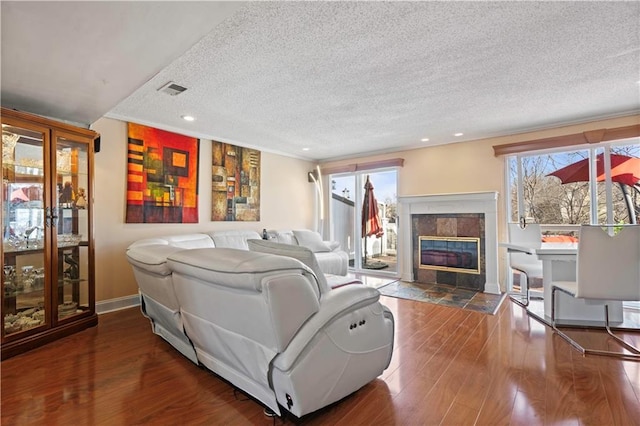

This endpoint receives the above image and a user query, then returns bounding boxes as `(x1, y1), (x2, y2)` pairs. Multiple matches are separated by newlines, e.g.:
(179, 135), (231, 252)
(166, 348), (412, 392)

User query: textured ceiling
(3, 2), (640, 161)
(1, 1), (244, 125)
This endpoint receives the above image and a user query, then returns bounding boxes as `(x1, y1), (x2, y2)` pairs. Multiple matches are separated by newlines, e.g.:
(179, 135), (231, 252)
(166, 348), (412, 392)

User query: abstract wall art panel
(126, 123), (199, 223)
(211, 141), (260, 221)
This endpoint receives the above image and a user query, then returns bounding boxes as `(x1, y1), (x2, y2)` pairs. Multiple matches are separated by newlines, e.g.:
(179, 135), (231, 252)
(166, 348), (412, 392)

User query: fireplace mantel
(398, 191), (500, 294)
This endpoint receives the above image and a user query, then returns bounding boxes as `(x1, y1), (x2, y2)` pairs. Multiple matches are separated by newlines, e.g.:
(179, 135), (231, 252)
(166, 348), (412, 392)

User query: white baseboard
(96, 294), (140, 315)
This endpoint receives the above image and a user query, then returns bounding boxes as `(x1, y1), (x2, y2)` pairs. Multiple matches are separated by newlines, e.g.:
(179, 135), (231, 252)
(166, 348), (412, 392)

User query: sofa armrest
(272, 285), (383, 371)
(325, 274), (361, 289)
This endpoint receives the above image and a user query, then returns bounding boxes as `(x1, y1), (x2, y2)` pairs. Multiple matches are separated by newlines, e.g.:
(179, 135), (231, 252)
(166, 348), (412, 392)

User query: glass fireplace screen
(419, 236), (480, 274)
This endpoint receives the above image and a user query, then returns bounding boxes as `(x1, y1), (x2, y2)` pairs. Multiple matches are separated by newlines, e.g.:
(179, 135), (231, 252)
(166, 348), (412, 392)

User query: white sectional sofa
(125, 230), (394, 418)
(126, 229), (351, 364)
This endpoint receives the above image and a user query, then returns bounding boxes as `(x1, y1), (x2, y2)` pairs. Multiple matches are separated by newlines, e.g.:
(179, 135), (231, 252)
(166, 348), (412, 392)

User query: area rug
(377, 281), (506, 315)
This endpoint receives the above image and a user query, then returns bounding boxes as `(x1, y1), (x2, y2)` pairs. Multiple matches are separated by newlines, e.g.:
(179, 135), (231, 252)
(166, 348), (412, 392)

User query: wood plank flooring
(2, 297), (639, 425)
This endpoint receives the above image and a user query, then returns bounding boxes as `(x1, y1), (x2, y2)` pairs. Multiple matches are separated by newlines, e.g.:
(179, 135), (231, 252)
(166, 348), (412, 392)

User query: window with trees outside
(507, 139), (639, 230)
(506, 138), (640, 308)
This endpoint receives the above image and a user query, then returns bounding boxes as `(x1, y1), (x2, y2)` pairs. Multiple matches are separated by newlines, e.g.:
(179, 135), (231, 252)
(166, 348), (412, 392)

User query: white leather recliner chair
(167, 247), (395, 418)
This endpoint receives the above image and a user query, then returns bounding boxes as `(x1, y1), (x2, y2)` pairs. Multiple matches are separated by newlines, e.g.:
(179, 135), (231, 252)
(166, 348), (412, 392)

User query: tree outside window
(508, 141), (640, 229)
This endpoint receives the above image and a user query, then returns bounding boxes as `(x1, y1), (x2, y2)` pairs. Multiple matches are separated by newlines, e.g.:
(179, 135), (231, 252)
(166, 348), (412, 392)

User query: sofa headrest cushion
(162, 234), (215, 249)
(126, 245), (189, 276)
(207, 230), (262, 250)
(292, 230), (330, 252)
(127, 238), (170, 250)
(167, 248), (319, 294)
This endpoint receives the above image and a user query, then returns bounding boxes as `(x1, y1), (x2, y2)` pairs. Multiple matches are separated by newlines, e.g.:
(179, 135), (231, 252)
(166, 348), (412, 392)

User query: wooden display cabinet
(1, 108), (98, 359)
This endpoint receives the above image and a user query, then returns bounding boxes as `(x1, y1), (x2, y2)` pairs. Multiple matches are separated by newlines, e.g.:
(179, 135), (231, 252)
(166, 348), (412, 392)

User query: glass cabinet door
(1, 108), (97, 359)
(2, 123), (49, 337)
(53, 132), (91, 322)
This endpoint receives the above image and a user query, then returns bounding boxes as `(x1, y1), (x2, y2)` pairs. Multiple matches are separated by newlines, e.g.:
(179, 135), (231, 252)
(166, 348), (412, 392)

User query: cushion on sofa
(292, 230), (331, 252)
(207, 230), (262, 250)
(267, 230), (297, 245)
(325, 240), (340, 251)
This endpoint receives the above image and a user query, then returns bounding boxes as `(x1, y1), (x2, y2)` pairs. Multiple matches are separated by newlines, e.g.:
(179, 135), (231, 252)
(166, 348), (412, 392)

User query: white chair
(507, 223), (543, 307)
(551, 225), (640, 359)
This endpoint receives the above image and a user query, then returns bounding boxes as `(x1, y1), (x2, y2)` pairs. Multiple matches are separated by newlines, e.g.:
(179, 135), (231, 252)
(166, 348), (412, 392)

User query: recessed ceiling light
(421, 138), (430, 142)
(302, 147), (310, 151)
(454, 132), (464, 137)
(181, 115), (195, 122)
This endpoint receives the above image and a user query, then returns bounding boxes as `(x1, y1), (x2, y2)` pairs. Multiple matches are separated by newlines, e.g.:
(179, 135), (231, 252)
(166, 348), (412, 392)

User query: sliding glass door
(329, 169), (398, 275)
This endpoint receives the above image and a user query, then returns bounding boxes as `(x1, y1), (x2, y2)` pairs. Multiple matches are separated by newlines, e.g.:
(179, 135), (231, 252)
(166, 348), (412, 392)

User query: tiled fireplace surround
(399, 192), (500, 294)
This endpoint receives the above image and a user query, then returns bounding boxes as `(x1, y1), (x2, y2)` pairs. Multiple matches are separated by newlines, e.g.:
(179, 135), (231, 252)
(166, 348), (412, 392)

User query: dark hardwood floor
(2, 296), (639, 425)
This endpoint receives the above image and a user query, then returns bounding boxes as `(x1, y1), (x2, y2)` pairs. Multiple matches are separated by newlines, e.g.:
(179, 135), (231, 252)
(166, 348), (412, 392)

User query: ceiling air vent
(158, 81), (187, 96)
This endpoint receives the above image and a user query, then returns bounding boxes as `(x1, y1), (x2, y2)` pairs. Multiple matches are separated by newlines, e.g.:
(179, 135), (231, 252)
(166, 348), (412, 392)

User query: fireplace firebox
(419, 236), (480, 274)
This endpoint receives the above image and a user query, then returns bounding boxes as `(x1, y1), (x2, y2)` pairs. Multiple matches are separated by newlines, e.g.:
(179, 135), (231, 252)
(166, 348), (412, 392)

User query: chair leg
(509, 272), (530, 307)
(552, 296), (640, 360)
(583, 305), (640, 360)
(550, 286), (586, 355)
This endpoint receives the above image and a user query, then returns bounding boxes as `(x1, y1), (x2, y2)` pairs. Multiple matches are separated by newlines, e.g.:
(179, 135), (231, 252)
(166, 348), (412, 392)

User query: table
(501, 242), (623, 325)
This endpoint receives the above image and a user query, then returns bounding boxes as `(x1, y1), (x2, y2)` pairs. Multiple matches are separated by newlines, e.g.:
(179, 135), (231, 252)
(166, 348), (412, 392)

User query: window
(508, 139), (640, 233)
(507, 138), (640, 309)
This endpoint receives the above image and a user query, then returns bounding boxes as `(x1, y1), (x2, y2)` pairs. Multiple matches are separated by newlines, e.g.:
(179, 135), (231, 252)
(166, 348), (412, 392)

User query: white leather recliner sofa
(126, 230), (351, 364)
(126, 237), (394, 417)
(167, 247), (394, 417)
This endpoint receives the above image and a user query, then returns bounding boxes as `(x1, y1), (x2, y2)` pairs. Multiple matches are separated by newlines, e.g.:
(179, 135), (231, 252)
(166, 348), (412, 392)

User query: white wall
(90, 117), (315, 302)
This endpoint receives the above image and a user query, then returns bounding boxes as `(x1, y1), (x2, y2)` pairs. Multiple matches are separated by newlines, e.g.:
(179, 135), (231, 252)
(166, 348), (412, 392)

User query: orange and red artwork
(126, 123), (199, 223)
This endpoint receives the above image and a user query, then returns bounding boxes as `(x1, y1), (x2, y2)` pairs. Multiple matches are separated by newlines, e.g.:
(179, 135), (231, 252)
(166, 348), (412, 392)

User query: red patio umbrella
(547, 153), (640, 223)
(547, 153), (640, 186)
(362, 175), (384, 264)
(10, 188), (30, 202)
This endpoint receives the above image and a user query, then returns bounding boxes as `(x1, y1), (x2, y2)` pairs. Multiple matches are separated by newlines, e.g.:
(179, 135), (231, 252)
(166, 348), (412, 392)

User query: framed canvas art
(126, 123), (199, 223)
(211, 141), (260, 221)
